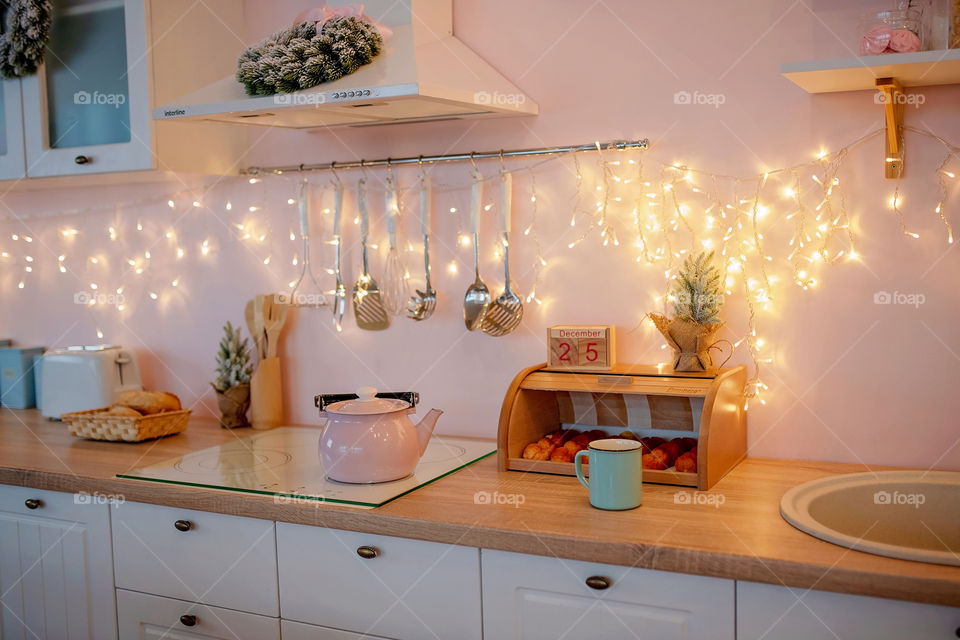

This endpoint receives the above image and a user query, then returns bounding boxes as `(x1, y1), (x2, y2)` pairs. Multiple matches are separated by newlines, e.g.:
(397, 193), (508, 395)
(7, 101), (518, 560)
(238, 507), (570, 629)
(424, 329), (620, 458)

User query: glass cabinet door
(21, 0), (151, 177)
(0, 78), (26, 180)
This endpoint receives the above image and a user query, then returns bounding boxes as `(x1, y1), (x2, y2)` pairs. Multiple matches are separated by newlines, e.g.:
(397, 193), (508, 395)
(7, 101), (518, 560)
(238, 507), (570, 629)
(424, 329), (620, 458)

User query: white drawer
(117, 588), (280, 640)
(482, 549), (735, 640)
(282, 619), (396, 639)
(111, 501), (278, 615)
(737, 581), (960, 639)
(277, 523), (481, 640)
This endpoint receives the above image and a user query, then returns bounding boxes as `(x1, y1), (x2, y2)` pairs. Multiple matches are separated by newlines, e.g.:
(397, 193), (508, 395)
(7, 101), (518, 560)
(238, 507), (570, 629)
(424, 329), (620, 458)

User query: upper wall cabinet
(0, 78), (26, 180)
(18, 0), (245, 181)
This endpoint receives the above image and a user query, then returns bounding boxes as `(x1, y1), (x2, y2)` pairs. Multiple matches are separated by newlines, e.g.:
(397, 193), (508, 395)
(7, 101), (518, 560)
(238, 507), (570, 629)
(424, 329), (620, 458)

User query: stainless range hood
(152, 0), (537, 129)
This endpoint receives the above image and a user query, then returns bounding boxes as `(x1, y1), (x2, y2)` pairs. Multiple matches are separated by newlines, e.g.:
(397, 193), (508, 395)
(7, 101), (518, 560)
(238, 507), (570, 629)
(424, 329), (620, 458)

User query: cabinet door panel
(111, 500), (279, 616)
(0, 485), (115, 640)
(0, 78), (25, 180)
(22, 0), (152, 176)
(277, 523), (481, 640)
(737, 581), (960, 640)
(482, 549), (734, 640)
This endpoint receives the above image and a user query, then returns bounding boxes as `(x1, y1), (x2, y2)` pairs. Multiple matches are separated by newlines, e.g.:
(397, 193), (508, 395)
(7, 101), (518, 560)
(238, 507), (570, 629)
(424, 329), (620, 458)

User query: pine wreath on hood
(0, 0), (53, 79)
(236, 15), (383, 96)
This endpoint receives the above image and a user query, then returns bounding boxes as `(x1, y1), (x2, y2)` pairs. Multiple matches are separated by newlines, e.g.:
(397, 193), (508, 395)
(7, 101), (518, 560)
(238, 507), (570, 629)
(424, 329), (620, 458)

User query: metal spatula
(482, 171), (523, 336)
(408, 176), (437, 321)
(352, 178), (389, 330)
(331, 181), (347, 332)
(290, 180), (328, 308)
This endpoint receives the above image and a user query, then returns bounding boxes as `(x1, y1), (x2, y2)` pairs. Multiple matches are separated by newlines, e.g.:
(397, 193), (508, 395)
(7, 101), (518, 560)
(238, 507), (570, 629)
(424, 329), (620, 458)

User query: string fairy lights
(1, 127), (957, 404)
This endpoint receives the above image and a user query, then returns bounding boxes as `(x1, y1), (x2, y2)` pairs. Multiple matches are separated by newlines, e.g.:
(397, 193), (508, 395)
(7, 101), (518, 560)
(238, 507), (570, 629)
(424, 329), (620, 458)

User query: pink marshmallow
(889, 29), (922, 52)
(861, 25), (893, 55)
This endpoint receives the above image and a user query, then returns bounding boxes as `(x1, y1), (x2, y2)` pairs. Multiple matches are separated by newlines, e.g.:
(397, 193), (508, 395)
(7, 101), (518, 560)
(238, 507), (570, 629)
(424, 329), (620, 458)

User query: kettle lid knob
(356, 386), (378, 402)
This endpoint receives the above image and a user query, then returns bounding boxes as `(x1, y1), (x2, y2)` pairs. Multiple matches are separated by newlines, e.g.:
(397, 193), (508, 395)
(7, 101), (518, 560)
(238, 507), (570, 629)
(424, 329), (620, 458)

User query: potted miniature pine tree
(650, 251), (725, 372)
(212, 321), (253, 428)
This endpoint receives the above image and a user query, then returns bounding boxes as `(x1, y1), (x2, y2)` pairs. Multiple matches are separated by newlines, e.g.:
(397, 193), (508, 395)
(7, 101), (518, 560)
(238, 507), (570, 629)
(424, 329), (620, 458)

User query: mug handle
(574, 450), (590, 489)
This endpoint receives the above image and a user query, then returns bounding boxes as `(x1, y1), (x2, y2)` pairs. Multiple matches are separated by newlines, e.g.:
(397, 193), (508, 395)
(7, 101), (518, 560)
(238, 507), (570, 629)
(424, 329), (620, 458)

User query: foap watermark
(273, 494), (324, 506)
(473, 490), (525, 508)
(873, 91), (925, 108)
(474, 91), (526, 107)
(74, 291), (126, 307)
(73, 90), (126, 109)
(673, 90), (725, 109)
(274, 93), (327, 106)
(673, 491), (725, 508)
(874, 490), (925, 508)
(75, 491), (125, 506)
(874, 290), (925, 308)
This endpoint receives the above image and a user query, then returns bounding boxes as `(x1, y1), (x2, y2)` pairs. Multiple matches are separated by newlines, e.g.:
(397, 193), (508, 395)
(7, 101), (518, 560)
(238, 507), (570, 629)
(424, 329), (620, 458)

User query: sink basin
(780, 470), (960, 566)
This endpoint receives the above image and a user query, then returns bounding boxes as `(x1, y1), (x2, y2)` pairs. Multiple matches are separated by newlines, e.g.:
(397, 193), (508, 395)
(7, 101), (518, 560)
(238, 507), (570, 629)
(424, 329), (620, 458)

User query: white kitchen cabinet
(282, 619), (397, 640)
(0, 78), (26, 180)
(482, 549), (735, 640)
(117, 588), (280, 640)
(111, 500), (279, 616)
(277, 523), (482, 640)
(737, 581), (960, 640)
(19, 0), (244, 179)
(0, 485), (116, 640)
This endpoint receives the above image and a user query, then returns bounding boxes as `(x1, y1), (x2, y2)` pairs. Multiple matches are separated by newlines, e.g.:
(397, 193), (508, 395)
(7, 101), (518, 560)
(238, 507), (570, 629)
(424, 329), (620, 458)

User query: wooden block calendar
(547, 325), (616, 371)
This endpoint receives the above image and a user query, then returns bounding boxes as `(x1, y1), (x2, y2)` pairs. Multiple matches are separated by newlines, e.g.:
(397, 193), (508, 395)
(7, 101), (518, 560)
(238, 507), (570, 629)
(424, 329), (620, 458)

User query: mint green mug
(574, 438), (643, 510)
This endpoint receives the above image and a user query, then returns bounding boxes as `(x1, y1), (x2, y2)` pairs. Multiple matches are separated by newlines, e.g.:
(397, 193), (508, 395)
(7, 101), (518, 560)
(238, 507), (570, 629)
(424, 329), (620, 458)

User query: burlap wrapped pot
(214, 383), (250, 429)
(649, 313), (724, 372)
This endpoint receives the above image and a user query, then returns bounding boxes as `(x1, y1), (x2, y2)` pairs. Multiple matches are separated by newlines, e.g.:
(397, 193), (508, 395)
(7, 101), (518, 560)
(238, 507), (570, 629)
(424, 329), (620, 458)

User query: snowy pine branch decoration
(671, 250), (723, 325)
(236, 16), (383, 96)
(0, 0), (53, 79)
(213, 321), (253, 393)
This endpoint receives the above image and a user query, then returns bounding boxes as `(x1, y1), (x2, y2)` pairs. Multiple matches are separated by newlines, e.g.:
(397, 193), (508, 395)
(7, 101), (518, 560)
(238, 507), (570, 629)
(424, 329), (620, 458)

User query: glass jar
(858, 9), (924, 55)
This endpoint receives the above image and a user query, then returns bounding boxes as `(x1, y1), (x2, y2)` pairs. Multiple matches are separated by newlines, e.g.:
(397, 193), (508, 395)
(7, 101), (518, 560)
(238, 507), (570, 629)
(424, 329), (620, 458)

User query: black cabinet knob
(179, 614), (197, 627)
(24, 498), (41, 510)
(74, 155), (91, 165)
(356, 545), (379, 559)
(585, 575), (611, 590)
(174, 520), (192, 532)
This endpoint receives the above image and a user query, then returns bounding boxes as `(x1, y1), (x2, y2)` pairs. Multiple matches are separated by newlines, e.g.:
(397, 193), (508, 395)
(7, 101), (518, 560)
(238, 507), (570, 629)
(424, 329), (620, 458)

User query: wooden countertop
(1, 409), (957, 608)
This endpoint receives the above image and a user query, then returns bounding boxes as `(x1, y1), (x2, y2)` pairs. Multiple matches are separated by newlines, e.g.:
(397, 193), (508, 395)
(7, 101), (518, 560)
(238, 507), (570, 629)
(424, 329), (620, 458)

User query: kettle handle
(315, 391), (419, 410)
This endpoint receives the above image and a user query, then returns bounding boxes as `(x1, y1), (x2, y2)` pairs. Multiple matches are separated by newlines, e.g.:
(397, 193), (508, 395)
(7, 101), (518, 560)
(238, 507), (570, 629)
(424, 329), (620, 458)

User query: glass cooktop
(117, 427), (496, 509)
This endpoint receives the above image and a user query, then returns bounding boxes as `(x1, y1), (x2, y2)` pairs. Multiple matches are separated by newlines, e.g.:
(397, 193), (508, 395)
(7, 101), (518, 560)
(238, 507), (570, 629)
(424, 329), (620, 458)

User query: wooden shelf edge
(781, 48), (960, 93)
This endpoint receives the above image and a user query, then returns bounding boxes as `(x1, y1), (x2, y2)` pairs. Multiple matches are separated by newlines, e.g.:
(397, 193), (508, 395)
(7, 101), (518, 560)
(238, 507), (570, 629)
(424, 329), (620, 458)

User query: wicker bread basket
(62, 407), (191, 442)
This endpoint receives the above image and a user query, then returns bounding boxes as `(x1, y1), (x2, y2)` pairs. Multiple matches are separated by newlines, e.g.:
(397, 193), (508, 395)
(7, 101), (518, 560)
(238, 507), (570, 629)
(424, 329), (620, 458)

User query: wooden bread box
(497, 363), (748, 490)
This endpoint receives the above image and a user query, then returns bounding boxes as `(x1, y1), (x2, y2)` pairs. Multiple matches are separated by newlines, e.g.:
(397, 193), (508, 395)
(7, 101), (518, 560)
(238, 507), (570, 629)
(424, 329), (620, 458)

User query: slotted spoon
(463, 171), (490, 331)
(408, 176), (437, 321)
(331, 181), (347, 332)
(352, 178), (389, 330)
(482, 171), (523, 336)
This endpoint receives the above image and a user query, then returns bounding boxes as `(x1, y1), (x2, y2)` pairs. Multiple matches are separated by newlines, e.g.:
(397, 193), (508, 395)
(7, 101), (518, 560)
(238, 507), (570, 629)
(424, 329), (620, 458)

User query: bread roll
(642, 452), (667, 470)
(675, 451), (697, 473)
(105, 406), (142, 417)
(115, 390), (181, 415)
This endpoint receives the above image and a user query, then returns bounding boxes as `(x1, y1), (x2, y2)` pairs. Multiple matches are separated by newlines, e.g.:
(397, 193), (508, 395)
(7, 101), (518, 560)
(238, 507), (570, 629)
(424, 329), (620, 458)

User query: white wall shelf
(781, 48), (960, 93)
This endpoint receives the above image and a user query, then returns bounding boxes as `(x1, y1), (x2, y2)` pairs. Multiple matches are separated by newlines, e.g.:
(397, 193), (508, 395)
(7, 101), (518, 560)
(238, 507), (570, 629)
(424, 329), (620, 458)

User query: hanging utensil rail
(243, 139), (649, 176)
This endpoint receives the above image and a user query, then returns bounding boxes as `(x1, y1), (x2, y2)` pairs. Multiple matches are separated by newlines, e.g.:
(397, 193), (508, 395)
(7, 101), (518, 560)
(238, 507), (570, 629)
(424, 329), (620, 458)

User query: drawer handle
(74, 155), (91, 165)
(585, 575), (611, 590)
(179, 614), (197, 627)
(24, 498), (42, 510)
(174, 520), (193, 532)
(356, 545), (379, 559)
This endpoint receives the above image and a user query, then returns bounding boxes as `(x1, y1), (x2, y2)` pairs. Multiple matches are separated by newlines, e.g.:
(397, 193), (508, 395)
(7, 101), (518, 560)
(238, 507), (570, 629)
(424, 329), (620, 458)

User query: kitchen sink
(780, 470), (960, 566)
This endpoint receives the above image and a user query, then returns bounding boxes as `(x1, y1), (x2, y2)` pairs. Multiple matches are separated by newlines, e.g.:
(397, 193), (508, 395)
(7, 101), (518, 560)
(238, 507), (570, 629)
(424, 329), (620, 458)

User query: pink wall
(2, 0), (958, 470)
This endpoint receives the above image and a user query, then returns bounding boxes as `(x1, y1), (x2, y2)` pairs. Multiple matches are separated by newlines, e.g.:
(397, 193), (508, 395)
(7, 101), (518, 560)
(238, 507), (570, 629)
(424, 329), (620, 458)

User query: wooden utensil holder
(251, 357), (283, 430)
(497, 363), (748, 490)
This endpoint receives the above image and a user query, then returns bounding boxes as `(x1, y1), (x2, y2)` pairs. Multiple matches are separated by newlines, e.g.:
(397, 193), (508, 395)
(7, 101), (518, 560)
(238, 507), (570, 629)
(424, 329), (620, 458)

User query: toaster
(40, 345), (142, 419)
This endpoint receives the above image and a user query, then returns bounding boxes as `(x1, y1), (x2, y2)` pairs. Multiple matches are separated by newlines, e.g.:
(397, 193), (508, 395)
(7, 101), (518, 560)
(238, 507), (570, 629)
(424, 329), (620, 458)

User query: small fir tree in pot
(650, 251), (725, 372)
(212, 321), (253, 428)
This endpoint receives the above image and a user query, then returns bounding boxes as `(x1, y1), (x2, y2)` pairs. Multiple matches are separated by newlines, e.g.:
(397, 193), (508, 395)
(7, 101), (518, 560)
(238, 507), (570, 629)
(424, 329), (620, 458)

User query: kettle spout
(414, 409), (443, 455)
